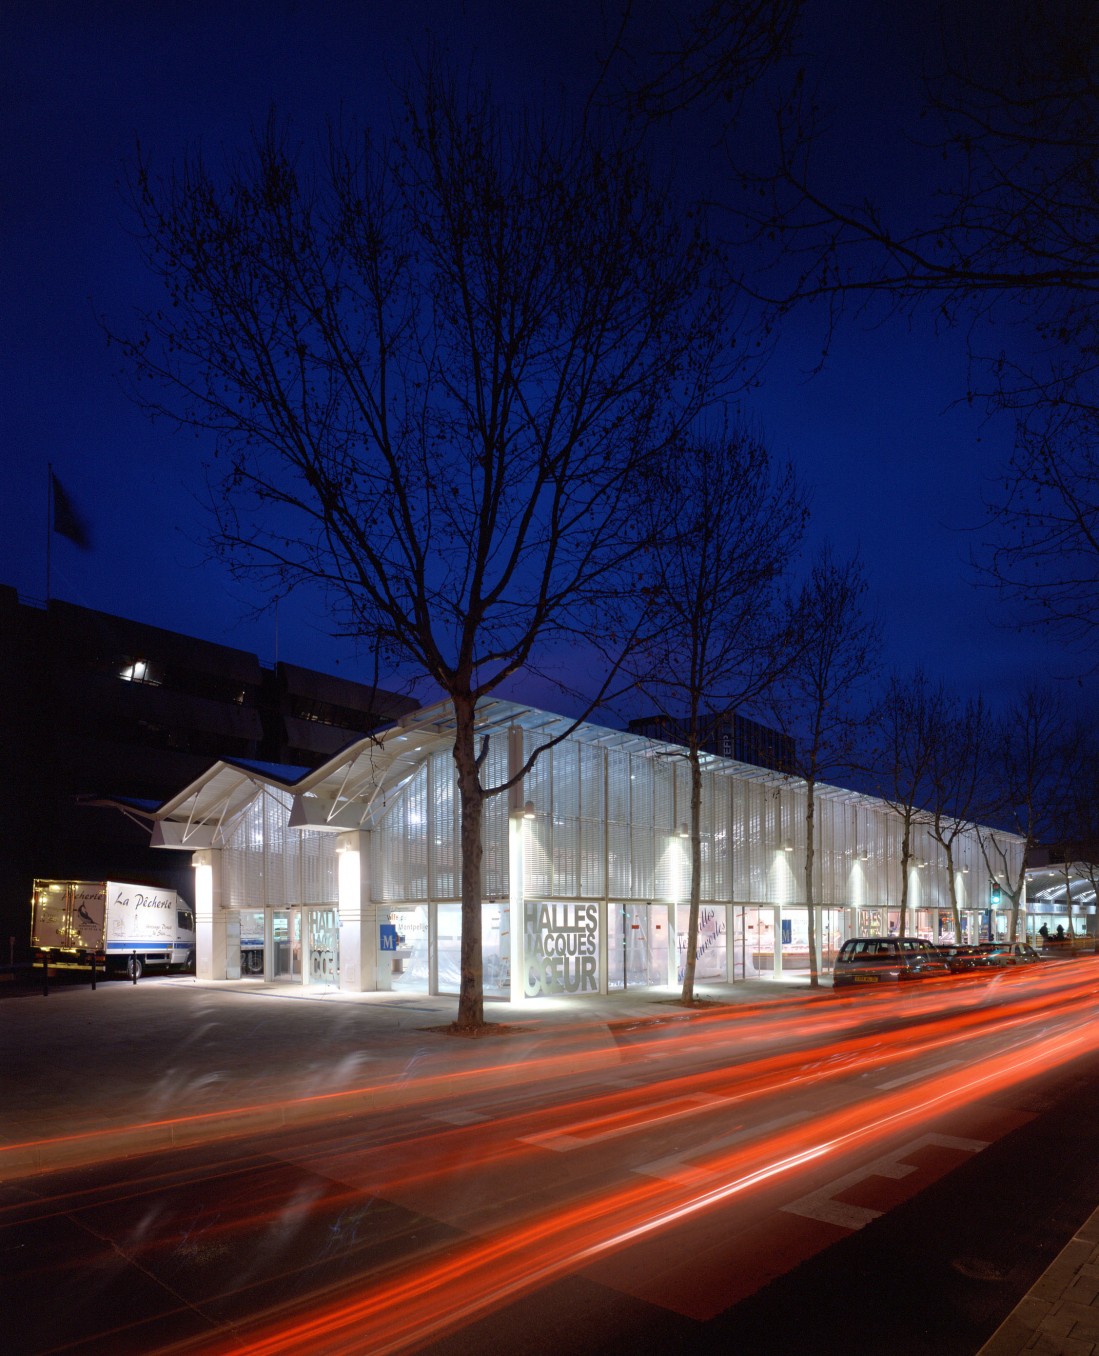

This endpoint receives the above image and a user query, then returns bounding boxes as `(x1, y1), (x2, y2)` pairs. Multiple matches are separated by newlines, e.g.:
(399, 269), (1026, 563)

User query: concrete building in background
(147, 698), (1030, 998)
(0, 586), (417, 950)
(627, 709), (795, 774)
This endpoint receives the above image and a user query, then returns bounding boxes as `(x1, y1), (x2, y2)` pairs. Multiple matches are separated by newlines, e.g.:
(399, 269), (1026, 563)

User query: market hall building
(147, 699), (1024, 997)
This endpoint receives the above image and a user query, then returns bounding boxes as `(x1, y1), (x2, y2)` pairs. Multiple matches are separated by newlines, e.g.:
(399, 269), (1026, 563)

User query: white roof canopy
(149, 696), (1024, 852)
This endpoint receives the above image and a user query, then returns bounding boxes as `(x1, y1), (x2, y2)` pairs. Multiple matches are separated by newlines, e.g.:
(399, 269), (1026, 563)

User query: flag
(51, 471), (92, 549)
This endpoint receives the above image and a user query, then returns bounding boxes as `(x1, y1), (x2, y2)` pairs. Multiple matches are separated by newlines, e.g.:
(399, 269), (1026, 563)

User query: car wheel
(127, 955), (144, 980)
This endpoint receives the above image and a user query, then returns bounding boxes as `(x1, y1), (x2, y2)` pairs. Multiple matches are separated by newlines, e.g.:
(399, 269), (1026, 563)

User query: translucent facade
(170, 700), (1025, 995)
(365, 733), (1006, 922)
(223, 787), (337, 910)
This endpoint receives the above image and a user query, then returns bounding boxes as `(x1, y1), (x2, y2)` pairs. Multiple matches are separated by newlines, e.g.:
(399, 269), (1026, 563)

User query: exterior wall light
(679, 823), (690, 838)
(523, 800), (536, 820)
(783, 841), (794, 852)
(859, 848), (870, 861)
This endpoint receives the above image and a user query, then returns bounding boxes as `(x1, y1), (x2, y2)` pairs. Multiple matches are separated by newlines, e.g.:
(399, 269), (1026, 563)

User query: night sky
(2, 1), (1085, 719)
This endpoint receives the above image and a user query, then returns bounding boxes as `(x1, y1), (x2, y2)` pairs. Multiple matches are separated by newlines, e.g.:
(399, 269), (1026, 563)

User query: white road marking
(876, 1058), (963, 1089)
(781, 1132), (989, 1230)
(428, 1108), (490, 1126)
(635, 1112), (809, 1184)
(520, 1092), (734, 1151)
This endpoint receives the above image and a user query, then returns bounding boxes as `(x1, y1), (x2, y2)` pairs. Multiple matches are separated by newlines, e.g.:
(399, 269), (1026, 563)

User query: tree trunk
(805, 780), (819, 987)
(944, 842), (962, 941)
(452, 696), (485, 1030)
(898, 816), (912, 937)
(681, 742), (703, 1003)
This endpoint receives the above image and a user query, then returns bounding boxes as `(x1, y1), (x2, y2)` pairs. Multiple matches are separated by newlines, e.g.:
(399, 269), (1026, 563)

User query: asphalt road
(2, 960), (1098, 1355)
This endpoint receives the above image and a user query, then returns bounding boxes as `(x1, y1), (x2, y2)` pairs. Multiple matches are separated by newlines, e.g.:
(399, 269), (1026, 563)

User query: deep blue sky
(2, 1), (1085, 716)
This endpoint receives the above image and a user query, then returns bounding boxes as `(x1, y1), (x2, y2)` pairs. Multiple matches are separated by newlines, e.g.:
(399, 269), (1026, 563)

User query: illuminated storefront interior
(148, 699), (1025, 996)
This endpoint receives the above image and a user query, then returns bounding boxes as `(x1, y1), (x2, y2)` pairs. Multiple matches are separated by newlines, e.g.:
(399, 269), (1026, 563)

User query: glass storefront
(269, 906), (339, 984)
(856, 907), (901, 937)
(819, 908), (844, 973)
(523, 901), (599, 997)
(440, 903), (511, 999)
(239, 909), (265, 975)
(731, 906), (846, 978)
(306, 907), (339, 986)
(609, 903), (670, 990)
(675, 904), (727, 985)
(732, 907), (772, 979)
(271, 908), (301, 980)
(386, 904), (430, 992)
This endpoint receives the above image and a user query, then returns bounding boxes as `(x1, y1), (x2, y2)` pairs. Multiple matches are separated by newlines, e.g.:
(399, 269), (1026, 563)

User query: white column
(338, 830), (378, 993)
(509, 812), (525, 1001)
(772, 905), (783, 979)
(598, 899), (609, 994)
(724, 902), (733, 981)
(192, 848), (231, 981)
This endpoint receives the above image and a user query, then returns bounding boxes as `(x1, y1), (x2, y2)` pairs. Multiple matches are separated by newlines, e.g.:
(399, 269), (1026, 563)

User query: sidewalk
(978, 1207), (1099, 1355)
(0, 972), (819, 1178)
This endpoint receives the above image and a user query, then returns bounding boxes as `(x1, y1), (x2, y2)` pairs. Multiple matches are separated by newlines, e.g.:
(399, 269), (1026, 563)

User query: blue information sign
(379, 924), (398, 952)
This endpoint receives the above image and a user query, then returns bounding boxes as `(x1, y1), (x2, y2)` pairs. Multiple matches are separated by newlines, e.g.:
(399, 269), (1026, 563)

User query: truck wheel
(127, 955), (144, 980)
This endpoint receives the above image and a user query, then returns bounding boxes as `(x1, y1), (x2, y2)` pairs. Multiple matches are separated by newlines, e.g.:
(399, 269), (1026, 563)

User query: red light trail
(92, 959), (1096, 1356)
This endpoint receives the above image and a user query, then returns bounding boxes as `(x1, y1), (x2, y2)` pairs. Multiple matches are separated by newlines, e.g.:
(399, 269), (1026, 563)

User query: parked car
(978, 941), (1042, 966)
(937, 944), (990, 973)
(833, 937), (951, 987)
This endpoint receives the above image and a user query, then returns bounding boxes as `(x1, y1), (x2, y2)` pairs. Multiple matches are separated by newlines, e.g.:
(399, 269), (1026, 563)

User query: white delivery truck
(31, 879), (195, 978)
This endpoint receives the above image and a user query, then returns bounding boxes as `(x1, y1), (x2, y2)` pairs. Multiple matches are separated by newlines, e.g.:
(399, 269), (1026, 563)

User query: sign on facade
(523, 902), (599, 997)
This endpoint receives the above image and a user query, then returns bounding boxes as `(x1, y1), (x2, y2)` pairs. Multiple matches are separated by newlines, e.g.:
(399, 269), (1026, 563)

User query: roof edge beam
(287, 796), (366, 832)
(150, 821), (215, 850)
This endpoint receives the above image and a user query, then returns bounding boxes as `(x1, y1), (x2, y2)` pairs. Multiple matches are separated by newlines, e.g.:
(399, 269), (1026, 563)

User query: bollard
(90, 953), (96, 991)
(41, 952), (49, 996)
(131, 951), (138, 985)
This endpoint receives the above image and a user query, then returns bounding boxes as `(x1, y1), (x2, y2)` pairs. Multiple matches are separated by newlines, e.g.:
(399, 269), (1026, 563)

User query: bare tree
(631, 425), (806, 1003)
(117, 67), (734, 1027)
(630, 1), (804, 119)
(770, 547), (879, 984)
(871, 671), (945, 939)
(630, 2), (1099, 651)
(976, 686), (1068, 941)
(1049, 722), (1099, 941)
(924, 692), (992, 943)
(752, 2), (1099, 648)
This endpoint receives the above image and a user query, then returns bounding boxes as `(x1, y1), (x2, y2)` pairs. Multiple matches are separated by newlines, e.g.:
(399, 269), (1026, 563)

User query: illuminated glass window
(119, 657), (160, 685)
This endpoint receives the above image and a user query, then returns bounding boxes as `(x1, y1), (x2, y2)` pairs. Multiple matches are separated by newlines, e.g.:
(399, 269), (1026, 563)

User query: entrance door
(733, 907), (772, 980)
(610, 904), (669, 990)
(820, 908), (844, 973)
(306, 908), (339, 986)
(271, 908), (301, 981)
